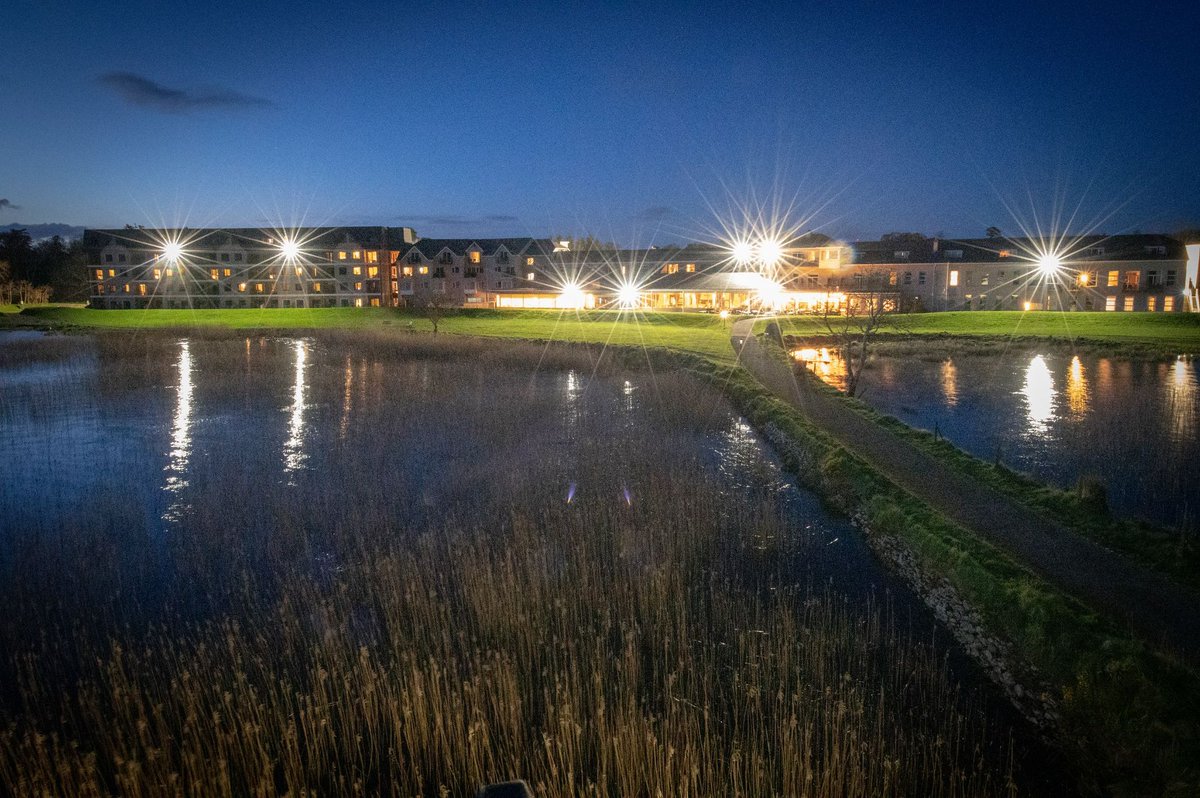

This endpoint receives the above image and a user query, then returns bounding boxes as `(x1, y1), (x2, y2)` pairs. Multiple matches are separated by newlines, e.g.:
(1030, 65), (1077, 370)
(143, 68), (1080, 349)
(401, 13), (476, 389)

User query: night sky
(4, 0), (1199, 244)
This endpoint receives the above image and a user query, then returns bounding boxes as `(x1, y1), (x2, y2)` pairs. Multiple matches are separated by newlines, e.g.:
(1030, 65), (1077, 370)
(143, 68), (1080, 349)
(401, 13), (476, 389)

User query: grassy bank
(677, 352), (1200, 795)
(765, 310), (1200, 354)
(5, 305), (737, 362)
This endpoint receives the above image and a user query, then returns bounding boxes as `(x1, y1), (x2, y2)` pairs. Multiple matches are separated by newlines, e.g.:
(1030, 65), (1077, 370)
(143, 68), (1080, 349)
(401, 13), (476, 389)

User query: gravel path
(732, 318), (1200, 664)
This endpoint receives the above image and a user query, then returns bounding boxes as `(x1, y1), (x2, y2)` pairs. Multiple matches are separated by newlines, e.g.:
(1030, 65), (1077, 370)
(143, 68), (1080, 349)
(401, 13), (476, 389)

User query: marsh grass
(0, 332), (1019, 795)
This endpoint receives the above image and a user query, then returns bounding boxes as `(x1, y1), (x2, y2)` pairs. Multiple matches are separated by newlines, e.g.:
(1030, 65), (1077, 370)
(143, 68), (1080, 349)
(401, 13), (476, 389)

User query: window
(1123, 271), (1140, 290)
(438, 251), (453, 264)
(998, 249), (1011, 258)
(390, 266), (398, 279)
(903, 272), (912, 285)
(419, 266), (428, 275)
(888, 272), (897, 286)
(665, 263), (679, 274)
(918, 271), (926, 285)
(408, 251), (421, 264)
(1167, 270), (1177, 287)
(138, 284), (147, 296)
(403, 266), (413, 277)
(949, 270), (959, 287)
(366, 251), (378, 263)
(105, 254), (113, 263)
(980, 273), (990, 286)
(893, 250), (910, 259)
(469, 251), (481, 264)
(208, 268), (218, 280)
(1145, 245), (1167, 256)
(234, 253), (242, 262)
(1123, 296), (1134, 311)
(1107, 270), (1119, 287)
(223, 268), (232, 277)
(367, 266), (378, 278)
(1087, 247), (1106, 257)
(221, 253), (230, 262)
(123, 283), (130, 293)
(352, 266), (362, 276)
(338, 251), (347, 260)
(94, 269), (104, 280)
(1077, 272), (1092, 287)
(352, 251), (361, 260)
(498, 251), (509, 264)
(526, 257), (535, 266)
(153, 268), (162, 279)
(685, 263), (696, 272)
(354, 282), (363, 291)
(118, 254), (126, 263)
(238, 282), (247, 292)
(1148, 296), (1157, 312)
(945, 249), (963, 259)
(1164, 296), (1175, 312)
(255, 283), (265, 293)
(370, 298), (380, 307)
(354, 298), (363, 307)
(313, 283), (322, 293)
(107, 268), (116, 277)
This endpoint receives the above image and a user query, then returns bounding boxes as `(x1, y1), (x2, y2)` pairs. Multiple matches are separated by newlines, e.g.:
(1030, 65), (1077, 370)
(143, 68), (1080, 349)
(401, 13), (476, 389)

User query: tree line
(0, 228), (88, 305)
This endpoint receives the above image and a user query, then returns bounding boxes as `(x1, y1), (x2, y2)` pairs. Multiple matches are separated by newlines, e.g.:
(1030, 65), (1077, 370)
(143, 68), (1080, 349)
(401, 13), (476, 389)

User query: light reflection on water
(812, 348), (1200, 531)
(163, 340), (193, 520)
(283, 339), (308, 475)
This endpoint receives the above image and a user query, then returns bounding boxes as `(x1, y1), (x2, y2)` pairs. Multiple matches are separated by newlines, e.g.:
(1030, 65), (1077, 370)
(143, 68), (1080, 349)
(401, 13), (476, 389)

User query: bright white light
(161, 241), (183, 262)
(617, 283), (641, 309)
(731, 240), (755, 265)
(757, 238), (784, 267)
(755, 279), (785, 309)
(1036, 253), (1062, 275)
(558, 282), (586, 309)
(279, 238), (301, 261)
(718, 309), (730, 320)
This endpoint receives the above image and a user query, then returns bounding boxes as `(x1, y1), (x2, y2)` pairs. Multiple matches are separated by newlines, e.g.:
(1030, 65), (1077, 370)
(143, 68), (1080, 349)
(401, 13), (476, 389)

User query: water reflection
(163, 339), (193, 519)
(1020, 355), (1056, 436)
(1167, 356), (1196, 441)
(793, 347), (848, 391)
(339, 354), (353, 439)
(940, 359), (959, 407)
(1065, 356), (1090, 420)
(284, 339), (308, 475)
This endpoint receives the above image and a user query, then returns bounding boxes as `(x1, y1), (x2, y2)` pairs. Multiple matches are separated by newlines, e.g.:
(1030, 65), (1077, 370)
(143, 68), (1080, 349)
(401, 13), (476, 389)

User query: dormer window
(1086, 247), (1105, 257)
(526, 256), (535, 266)
(998, 249), (1012, 258)
(1144, 245), (1166, 256)
(439, 251), (453, 264)
(893, 250), (910, 260)
(408, 251), (420, 264)
(469, 251), (481, 264)
(945, 249), (963, 259)
(497, 251), (509, 264)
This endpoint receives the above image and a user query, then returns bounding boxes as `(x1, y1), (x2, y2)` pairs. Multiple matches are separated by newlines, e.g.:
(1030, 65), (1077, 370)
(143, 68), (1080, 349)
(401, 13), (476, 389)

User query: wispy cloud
(403, 214), (519, 227)
(634, 205), (673, 222)
(98, 72), (275, 113)
(0, 199), (20, 211)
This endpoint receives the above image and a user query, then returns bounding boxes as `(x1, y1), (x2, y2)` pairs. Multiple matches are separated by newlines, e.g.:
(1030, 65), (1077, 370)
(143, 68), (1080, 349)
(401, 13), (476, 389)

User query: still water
(799, 347), (1199, 532)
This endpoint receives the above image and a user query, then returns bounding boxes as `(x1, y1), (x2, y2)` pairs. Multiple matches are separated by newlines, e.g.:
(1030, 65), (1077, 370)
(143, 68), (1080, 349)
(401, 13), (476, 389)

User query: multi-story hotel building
(85, 227), (1197, 313)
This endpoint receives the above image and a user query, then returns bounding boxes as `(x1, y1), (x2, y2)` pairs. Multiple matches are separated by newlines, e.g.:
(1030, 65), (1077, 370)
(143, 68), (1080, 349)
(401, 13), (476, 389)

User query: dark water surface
(801, 347), (1199, 532)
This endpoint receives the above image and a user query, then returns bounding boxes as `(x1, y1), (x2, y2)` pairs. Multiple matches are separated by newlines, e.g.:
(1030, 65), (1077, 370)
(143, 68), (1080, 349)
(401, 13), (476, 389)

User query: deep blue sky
(3, 0), (1199, 244)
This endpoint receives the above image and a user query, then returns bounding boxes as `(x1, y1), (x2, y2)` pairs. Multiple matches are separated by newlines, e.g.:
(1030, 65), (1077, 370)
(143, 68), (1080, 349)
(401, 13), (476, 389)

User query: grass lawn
(6, 306), (739, 362)
(763, 310), (1200, 351)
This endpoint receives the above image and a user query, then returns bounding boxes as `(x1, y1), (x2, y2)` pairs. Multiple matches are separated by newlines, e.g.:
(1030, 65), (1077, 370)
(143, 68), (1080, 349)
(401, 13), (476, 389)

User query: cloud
(0, 199), (20, 211)
(98, 72), (275, 113)
(403, 214), (519, 227)
(634, 205), (673, 222)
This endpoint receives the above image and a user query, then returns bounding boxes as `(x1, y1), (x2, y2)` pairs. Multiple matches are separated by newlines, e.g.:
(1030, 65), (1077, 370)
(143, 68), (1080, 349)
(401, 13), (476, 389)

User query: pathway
(731, 317), (1200, 664)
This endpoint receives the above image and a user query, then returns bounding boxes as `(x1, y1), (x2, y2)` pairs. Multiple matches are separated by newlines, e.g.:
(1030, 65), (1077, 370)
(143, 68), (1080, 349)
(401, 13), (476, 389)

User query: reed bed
(0, 331), (1019, 796)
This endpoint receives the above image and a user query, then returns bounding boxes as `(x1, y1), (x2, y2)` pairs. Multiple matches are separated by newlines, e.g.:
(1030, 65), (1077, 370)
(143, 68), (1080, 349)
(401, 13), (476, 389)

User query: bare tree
(413, 290), (453, 335)
(820, 289), (897, 397)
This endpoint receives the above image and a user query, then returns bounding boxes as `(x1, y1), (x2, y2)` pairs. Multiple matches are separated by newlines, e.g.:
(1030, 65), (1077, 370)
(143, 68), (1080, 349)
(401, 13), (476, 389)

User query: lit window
(138, 284), (147, 296)
(685, 263), (695, 272)
(998, 249), (1011, 258)
(107, 268), (116, 277)
(123, 283), (130, 293)
(1123, 296), (1134, 311)
(1164, 296), (1175, 312)
(366, 251), (378, 263)
(255, 283), (264, 293)
(665, 263), (679, 274)
(353, 266), (362, 276)
(352, 251), (361, 260)
(390, 266), (397, 279)
(949, 270), (959, 287)
(338, 252), (347, 260)
(153, 268), (162, 279)
(210, 268), (219, 280)
(1124, 271), (1140, 290)
(355, 281), (363, 290)
(526, 257), (535, 266)
(370, 297), (380, 307)
(94, 269), (103, 280)
(223, 268), (232, 277)
(403, 266), (413, 277)
(238, 282), (247, 292)
(1107, 270), (1119, 287)
(418, 266), (428, 275)
(367, 266), (378, 278)
(470, 251), (481, 264)
(527, 272), (535, 280)
(980, 273), (989, 286)
(1077, 272), (1090, 287)
(354, 297), (363, 307)
(295, 267), (304, 276)
(313, 283), (322, 292)
(1148, 296), (1157, 312)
